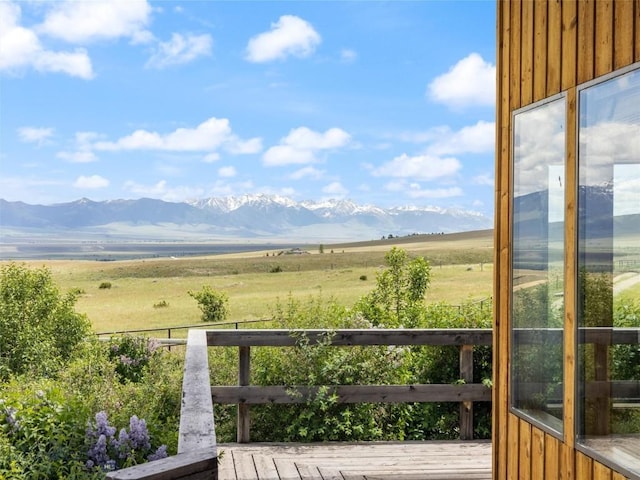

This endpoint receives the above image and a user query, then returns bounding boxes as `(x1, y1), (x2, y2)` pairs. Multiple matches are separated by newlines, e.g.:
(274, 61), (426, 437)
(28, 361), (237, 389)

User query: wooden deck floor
(217, 440), (492, 480)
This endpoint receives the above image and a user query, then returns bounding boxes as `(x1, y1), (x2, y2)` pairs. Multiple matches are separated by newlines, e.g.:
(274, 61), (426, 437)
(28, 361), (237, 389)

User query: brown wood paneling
(519, 419), (532, 480)
(561, 0), (578, 90)
(521, 0), (535, 105)
(595, 0), (614, 77)
(547, 0), (562, 95)
(533, 0), (548, 101)
(494, 2), (510, 478)
(510, 0), (522, 110)
(531, 427), (545, 479)
(612, 471), (628, 480)
(507, 414), (520, 480)
(594, 462), (613, 480)
(564, 86), (577, 449)
(544, 434), (559, 479)
(614, 0), (634, 69)
(577, 0), (595, 83)
(576, 452), (594, 480)
(636, 0), (640, 62)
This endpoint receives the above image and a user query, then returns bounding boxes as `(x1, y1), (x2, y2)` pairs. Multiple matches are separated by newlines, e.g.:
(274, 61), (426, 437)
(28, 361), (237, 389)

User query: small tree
(188, 286), (229, 323)
(0, 263), (91, 379)
(355, 247), (431, 327)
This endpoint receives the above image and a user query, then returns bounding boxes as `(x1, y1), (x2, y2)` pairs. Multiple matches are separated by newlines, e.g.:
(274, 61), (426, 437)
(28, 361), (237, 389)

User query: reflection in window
(511, 96), (565, 433)
(577, 66), (640, 477)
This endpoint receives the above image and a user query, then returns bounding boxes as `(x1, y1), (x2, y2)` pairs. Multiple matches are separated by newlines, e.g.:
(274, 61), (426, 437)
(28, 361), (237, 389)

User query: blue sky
(1, 1), (496, 216)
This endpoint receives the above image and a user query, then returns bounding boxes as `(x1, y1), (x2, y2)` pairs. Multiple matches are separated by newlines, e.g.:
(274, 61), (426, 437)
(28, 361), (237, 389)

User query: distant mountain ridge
(0, 195), (493, 242)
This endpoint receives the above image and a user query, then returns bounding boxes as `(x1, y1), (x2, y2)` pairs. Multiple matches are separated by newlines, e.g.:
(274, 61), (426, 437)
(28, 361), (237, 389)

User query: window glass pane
(577, 66), (640, 477)
(511, 96), (565, 433)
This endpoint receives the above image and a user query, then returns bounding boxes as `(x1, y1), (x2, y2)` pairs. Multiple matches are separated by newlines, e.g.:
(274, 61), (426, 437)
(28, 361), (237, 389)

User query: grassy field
(5, 230), (494, 333)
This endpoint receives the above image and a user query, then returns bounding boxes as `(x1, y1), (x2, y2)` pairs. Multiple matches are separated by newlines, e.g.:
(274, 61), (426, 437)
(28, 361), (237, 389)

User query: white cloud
(427, 121), (495, 155)
(263, 127), (351, 167)
(373, 153), (461, 181)
(340, 49), (357, 63)
(73, 175), (109, 189)
(18, 126), (54, 144)
(428, 53), (495, 108)
(226, 137), (263, 155)
(94, 117), (260, 155)
(473, 173), (494, 186)
(38, 0), (152, 44)
(123, 179), (205, 202)
(218, 166), (237, 178)
(57, 151), (98, 163)
(322, 181), (348, 197)
(246, 15), (321, 63)
(203, 153), (220, 163)
(146, 33), (212, 69)
(289, 166), (324, 180)
(0, 2), (93, 79)
(407, 187), (463, 199)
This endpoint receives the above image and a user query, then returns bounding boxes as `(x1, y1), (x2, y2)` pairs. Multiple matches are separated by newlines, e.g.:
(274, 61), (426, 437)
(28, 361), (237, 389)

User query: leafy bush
(108, 335), (160, 384)
(0, 263), (91, 380)
(99, 282), (112, 289)
(270, 265), (283, 273)
(153, 300), (169, 308)
(188, 286), (229, 323)
(359, 275), (367, 281)
(0, 381), (100, 479)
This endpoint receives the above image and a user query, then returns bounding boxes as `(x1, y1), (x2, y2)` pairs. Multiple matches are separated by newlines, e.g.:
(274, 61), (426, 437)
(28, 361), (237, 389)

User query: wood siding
(493, 1), (640, 479)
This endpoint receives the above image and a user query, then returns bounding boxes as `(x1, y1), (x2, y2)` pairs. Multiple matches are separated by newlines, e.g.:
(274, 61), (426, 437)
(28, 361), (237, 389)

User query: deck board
(217, 441), (491, 480)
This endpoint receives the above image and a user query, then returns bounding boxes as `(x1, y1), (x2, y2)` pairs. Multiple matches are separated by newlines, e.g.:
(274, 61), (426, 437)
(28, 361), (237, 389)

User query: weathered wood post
(459, 344), (474, 440)
(238, 345), (251, 443)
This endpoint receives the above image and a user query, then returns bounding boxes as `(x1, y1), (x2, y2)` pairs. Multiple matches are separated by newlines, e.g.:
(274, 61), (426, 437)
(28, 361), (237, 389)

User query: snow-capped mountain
(0, 195), (493, 241)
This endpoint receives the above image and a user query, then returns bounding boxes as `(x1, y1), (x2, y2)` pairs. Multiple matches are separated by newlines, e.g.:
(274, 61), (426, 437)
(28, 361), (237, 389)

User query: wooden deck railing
(204, 328), (493, 443)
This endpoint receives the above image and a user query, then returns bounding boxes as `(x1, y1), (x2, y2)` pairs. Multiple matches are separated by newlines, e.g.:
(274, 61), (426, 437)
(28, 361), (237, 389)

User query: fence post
(459, 344), (474, 440)
(238, 346), (251, 443)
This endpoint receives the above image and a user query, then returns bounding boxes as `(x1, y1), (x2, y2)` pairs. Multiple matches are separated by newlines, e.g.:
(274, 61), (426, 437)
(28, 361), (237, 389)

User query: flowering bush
(85, 411), (167, 472)
(108, 335), (160, 383)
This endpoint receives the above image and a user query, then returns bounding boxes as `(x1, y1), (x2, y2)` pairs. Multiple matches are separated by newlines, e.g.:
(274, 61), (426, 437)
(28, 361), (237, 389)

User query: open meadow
(5, 230), (494, 333)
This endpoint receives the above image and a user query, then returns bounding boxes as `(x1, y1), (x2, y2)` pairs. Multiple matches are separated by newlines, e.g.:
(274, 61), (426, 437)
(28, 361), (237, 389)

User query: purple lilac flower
(87, 434), (111, 468)
(148, 445), (168, 461)
(128, 415), (151, 450)
(113, 428), (131, 460)
(3, 407), (19, 432)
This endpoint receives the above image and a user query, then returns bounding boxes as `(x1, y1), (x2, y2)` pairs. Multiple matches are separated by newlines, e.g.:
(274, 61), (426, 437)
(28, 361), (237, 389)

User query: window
(577, 65), (640, 477)
(511, 95), (566, 434)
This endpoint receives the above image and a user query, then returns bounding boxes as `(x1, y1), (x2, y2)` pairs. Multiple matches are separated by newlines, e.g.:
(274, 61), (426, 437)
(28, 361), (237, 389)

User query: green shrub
(99, 282), (112, 289)
(108, 335), (160, 384)
(359, 275), (367, 281)
(270, 265), (283, 273)
(153, 300), (169, 308)
(188, 286), (229, 323)
(0, 263), (91, 380)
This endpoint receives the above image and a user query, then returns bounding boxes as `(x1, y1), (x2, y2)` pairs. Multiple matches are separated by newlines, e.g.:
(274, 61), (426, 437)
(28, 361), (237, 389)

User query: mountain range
(0, 195), (493, 242)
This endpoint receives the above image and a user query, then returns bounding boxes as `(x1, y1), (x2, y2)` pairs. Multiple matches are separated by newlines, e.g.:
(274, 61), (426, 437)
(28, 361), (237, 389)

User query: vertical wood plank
(547, 0), (562, 95)
(521, 0), (535, 105)
(576, 452), (594, 480)
(237, 345), (251, 443)
(612, 472), (628, 480)
(636, 0), (640, 62)
(510, 0), (522, 110)
(531, 427), (545, 480)
(577, 0), (595, 84)
(459, 344), (474, 440)
(495, 2), (511, 478)
(544, 434), (559, 480)
(560, 442), (575, 480)
(507, 414), (520, 480)
(561, 0), (577, 90)
(564, 86), (577, 449)
(533, 0), (548, 101)
(614, 0), (634, 69)
(519, 419), (532, 480)
(595, 0), (614, 77)
(593, 462), (612, 480)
